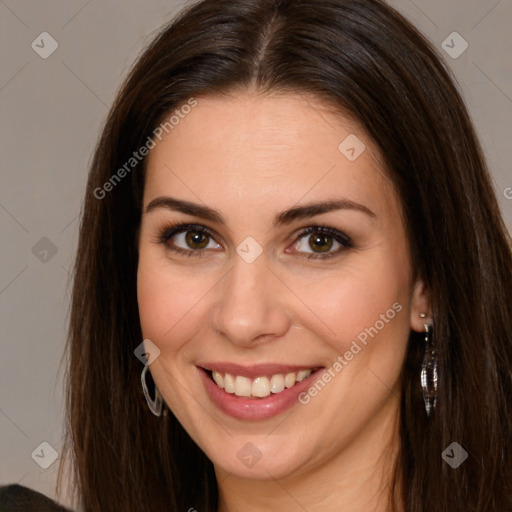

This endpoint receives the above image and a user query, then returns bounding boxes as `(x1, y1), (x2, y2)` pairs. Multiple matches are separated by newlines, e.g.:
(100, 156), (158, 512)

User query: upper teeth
(211, 370), (314, 398)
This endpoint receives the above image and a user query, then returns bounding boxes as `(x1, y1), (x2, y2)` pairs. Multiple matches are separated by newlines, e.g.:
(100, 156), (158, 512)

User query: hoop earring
(141, 364), (163, 417)
(420, 317), (438, 417)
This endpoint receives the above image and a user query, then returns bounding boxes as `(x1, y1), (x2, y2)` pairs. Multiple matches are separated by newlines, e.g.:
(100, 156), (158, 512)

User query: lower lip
(198, 367), (325, 421)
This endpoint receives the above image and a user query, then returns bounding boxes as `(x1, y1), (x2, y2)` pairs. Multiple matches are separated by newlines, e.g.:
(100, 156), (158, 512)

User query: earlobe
(410, 277), (432, 332)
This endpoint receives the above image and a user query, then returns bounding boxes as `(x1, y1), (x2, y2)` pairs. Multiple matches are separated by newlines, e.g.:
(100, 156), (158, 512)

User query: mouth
(197, 363), (325, 420)
(204, 368), (321, 399)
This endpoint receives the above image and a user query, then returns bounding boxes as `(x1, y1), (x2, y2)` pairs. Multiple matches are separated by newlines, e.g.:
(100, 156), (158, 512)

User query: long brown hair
(57, 0), (512, 510)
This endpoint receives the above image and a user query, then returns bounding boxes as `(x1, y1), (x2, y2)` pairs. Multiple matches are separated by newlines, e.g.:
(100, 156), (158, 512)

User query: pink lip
(197, 366), (325, 421)
(199, 362), (320, 379)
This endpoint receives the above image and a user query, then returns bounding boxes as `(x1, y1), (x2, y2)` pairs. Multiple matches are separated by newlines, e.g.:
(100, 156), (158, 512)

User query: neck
(215, 398), (404, 512)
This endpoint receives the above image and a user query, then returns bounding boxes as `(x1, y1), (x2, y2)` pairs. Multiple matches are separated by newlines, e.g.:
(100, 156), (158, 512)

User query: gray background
(1, 0), (511, 508)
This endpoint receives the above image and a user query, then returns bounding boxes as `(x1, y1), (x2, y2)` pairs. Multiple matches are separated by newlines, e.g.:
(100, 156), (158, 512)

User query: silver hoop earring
(141, 364), (163, 417)
(420, 320), (438, 417)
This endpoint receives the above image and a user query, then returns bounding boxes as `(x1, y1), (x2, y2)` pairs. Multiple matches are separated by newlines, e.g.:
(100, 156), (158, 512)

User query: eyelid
(291, 225), (352, 245)
(159, 222), (218, 243)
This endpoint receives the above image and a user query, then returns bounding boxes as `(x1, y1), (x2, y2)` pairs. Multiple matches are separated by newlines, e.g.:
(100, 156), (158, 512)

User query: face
(137, 91), (429, 482)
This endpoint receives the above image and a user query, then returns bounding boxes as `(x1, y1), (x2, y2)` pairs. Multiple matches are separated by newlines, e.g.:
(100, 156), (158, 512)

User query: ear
(410, 276), (432, 332)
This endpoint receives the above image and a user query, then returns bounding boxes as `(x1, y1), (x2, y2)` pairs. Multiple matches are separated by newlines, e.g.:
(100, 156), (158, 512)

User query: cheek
(290, 249), (411, 355)
(136, 251), (205, 353)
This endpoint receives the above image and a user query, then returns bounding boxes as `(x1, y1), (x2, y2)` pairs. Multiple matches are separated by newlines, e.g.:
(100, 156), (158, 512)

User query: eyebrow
(145, 196), (376, 227)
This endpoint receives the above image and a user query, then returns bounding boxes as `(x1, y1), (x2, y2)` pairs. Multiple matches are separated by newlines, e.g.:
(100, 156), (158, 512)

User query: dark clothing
(0, 484), (74, 512)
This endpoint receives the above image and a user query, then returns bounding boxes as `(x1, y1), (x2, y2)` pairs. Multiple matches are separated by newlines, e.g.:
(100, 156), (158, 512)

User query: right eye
(159, 223), (222, 257)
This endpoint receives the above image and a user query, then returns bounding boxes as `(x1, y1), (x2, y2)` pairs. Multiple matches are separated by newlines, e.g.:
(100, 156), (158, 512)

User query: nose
(210, 254), (292, 347)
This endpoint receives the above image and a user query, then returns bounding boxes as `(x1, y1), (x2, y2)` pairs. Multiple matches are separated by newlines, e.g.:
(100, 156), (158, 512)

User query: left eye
(296, 233), (338, 253)
(290, 227), (353, 259)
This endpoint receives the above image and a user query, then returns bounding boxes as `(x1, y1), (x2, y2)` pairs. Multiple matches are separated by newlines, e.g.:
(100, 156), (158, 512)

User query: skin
(137, 90), (431, 512)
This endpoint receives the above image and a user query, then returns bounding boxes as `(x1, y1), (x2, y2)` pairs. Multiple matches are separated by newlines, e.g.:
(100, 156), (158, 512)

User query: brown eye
(308, 234), (333, 253)
(159, 223), (221, 256)
(291, 226), (353, 259)
(185, 230), (209, 249)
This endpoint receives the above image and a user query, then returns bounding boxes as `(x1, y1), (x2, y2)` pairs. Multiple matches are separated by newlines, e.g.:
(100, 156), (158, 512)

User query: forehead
(143, 91), (396, 220)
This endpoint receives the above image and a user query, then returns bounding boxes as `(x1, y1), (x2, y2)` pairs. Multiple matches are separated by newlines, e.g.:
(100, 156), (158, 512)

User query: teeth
(210, 369), (314, 398)
(269, 374), (285, 393)
(252, 377), (270, 397)
(234, 376), (252, 397)
(284, 373), (296, 388)
(296, 370), (310, 382)
(224, 373), (235, 394)
(212, 371), (224, 388)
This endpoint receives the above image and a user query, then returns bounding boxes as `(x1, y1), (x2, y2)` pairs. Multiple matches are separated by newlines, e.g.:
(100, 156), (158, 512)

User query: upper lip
(198, 362), (322, 379)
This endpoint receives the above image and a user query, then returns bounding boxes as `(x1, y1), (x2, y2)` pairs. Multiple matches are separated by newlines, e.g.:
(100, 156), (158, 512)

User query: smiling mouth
(205, 368), (321, 399)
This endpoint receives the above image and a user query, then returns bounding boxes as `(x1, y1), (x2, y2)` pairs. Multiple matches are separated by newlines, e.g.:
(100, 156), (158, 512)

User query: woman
(4, 0), (510, 510)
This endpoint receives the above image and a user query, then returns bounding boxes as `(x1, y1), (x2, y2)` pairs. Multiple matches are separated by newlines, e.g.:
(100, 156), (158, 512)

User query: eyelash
(156, 222), (354, 260)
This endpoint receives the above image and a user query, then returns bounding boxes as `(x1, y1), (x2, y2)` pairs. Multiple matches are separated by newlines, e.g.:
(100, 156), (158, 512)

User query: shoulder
(0, 484), (74, 511)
